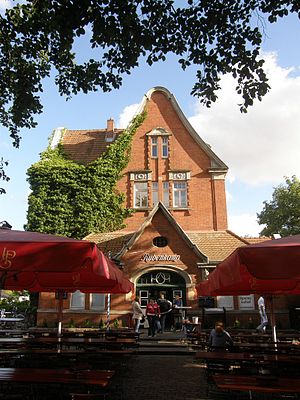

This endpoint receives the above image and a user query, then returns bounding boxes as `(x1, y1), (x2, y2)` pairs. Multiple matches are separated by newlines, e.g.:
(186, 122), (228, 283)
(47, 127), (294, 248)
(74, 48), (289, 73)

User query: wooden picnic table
(195, 350), (300, 366)
(232, 341), (300, 354)
(0, 336), (137, 349)
(0, 347), (135, 370)
(213, 374), (300, 396)
(0, 367), (114, 388)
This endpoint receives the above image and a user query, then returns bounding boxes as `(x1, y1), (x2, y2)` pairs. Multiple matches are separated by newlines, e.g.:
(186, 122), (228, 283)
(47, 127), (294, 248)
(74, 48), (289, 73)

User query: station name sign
(141, 253), (180, 262)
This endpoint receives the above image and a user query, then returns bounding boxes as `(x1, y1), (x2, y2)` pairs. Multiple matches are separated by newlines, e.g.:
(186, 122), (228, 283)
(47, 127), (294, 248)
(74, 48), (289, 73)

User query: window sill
(169, 207), (190, 211)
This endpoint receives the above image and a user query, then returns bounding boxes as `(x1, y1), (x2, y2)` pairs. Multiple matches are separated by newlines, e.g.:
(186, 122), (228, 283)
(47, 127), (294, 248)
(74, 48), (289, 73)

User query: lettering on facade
(141, 253), (180, 262)
(0, 248), (16, 269)
(239, 295), (254, 310)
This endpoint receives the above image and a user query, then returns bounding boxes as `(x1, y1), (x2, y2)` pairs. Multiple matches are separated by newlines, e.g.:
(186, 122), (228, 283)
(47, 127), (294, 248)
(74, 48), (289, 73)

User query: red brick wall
(117, 89), (228, 231)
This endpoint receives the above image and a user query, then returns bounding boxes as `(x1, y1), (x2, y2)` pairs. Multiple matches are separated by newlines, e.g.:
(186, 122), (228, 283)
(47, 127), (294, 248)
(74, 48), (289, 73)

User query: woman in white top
(132, 296), (144, 333)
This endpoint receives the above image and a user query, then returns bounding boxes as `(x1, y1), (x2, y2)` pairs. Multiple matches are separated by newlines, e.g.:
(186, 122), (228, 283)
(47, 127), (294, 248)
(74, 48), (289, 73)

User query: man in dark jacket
(208, 321), (233, 351)
(157, 294), (172, 333)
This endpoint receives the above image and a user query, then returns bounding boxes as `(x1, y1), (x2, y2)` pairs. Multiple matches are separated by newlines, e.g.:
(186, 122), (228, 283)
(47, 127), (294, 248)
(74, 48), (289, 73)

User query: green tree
(257, 176), (300, 237)
(0, 1), (299, 189)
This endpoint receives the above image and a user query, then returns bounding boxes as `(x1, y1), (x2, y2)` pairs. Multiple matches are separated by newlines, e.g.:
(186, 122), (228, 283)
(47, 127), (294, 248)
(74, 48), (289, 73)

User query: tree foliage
(257, 176), (300, 237)
(25, 112), (145, 238)
(1, 1), (300, 147)
(0, 1), (299, 190)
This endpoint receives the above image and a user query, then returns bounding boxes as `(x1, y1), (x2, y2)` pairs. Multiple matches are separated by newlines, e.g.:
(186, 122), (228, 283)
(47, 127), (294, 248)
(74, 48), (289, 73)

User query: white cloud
(118, 103), (140, 128)
(0, 0), (12, 11)
(228, 214), (265, 237)
(189, 52), (300, 186)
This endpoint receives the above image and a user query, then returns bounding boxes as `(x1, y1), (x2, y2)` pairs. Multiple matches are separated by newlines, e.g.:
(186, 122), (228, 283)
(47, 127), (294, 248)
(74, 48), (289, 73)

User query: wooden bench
(213, 374), (300, 398)
(0, 368), (114, 389)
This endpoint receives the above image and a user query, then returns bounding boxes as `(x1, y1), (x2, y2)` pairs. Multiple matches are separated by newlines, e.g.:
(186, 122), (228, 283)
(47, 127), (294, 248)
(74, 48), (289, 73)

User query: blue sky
(1, 7), (300, 237)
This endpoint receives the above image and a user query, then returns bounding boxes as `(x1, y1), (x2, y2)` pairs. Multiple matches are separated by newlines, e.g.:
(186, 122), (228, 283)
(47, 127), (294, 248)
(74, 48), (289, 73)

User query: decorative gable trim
(146, 127), (171, 136)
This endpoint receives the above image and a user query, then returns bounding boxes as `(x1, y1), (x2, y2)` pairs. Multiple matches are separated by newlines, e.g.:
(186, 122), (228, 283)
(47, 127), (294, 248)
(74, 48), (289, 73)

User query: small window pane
(91, 294), (106, 311)
(70, 290), (85, 309)
(173, 181), (187, 208)
(152, 182), (158, 206)
(163, 182), (169, 207)
(134, 182), (148, 208)
(162, 137), (168, 158)
(151, 137), (158, 158)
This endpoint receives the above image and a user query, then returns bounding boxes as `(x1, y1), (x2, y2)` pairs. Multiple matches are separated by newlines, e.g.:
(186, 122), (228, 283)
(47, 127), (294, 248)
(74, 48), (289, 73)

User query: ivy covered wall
(26, 113), (146, 239)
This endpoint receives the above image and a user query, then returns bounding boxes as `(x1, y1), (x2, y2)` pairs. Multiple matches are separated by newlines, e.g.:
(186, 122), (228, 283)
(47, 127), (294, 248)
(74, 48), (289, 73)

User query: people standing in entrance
(256, 295), (268, 333)
(172, 294), (183, 331)
(131, 296), (144, 334)
(157, 293), (172, 333)
(146, 298), (161, 337)
(208, 321), (233, 351)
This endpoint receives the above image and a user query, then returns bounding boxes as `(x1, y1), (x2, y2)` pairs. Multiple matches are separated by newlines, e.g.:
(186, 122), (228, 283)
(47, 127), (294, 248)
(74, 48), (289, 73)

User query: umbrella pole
(269, 296), (277, 344)
(57, 292), (63, 338)
(106, 293), (110, 331)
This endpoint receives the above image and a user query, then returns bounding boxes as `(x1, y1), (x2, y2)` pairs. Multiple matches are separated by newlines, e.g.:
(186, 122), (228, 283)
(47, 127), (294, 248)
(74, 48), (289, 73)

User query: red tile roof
(243, 236), (271, 244)
(61, 129), (123, 164)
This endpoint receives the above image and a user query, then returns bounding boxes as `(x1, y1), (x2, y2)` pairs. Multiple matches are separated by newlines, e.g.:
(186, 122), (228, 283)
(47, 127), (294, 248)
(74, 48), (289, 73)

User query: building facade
(36, 87), (292, 329)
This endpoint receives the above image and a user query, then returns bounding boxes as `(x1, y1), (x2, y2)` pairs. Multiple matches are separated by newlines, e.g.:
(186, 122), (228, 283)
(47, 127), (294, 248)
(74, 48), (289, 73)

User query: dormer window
(147, 127), (171, 159)
(105, 131), (115, 142)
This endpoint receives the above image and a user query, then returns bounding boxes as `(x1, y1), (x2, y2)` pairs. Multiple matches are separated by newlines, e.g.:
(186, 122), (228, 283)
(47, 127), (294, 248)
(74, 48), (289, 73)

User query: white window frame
(90, 294), (106, 311)
(152, 182), (158, 206)
(134, 182), (148, 208)
(162, 137), (168, 158)
(163, 181), (169, 207)
(151, 137), (158, 158)
(70, 290), (85, 309)
(139, 290), (149, 307)
(173, 181), (187, 208)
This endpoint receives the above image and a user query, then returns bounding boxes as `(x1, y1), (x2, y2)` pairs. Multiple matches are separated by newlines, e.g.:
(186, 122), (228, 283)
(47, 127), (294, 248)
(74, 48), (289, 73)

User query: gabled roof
(50, 87), (227, 170)
(115, 202), (209, 263)
(131, 86), (228, 171)
(86, 227), (249, 264)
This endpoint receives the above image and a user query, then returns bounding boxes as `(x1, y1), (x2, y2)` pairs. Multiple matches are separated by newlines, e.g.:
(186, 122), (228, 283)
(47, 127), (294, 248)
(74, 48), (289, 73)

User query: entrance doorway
(136, 269), (186, 330)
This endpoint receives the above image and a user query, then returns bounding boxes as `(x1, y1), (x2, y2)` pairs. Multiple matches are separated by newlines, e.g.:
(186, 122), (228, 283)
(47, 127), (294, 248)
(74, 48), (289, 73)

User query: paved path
(108, 330), (287, 400)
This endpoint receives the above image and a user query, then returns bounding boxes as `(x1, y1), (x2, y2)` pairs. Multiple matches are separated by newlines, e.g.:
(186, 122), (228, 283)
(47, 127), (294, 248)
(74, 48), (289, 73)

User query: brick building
(37, 87), (293, 329)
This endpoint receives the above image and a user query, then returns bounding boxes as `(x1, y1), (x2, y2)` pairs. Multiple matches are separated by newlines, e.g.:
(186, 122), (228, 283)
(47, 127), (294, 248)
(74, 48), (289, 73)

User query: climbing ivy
(25, 112), (146, 238)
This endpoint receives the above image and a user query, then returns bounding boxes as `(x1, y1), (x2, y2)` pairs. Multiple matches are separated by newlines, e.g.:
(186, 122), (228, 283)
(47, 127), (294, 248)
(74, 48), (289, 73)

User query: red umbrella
(197, 249), (300, 297)
(234, 234), (300, 280)
(0, 229), (108, 275)
(0, 229), (133, 334)
(196, 235), (300, 342)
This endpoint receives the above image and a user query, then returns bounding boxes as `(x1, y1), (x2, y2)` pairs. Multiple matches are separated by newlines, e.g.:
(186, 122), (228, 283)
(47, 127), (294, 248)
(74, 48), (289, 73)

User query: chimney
(107, 118), (114, 132)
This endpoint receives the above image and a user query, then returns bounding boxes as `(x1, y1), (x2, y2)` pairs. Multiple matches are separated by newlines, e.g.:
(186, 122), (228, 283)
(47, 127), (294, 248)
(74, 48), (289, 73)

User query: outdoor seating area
(193, 328), (300, 399)
(0, 326), (139, 399)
